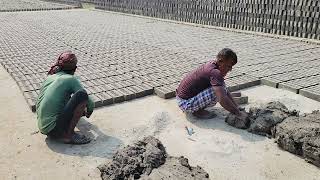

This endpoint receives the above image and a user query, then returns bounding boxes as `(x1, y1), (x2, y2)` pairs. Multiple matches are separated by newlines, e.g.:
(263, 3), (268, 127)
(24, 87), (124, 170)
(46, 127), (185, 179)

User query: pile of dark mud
(225, 101), (320, 167)
(273, 111), (320, 167)
(225, 101), (298, 136)
(98, 136), (209, 180)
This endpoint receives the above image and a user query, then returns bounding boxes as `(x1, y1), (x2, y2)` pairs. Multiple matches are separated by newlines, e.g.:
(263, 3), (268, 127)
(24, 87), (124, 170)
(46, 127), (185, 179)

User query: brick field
(0, 8), (319, 111)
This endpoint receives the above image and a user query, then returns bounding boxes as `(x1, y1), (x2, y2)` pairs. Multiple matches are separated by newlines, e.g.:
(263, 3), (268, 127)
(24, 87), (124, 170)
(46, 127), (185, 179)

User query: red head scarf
(48, 51), (78, 75)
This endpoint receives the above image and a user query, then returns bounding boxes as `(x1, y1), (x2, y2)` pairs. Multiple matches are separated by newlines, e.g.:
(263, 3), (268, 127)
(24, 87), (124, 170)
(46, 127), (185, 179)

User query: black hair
(216, 48), (237, 65)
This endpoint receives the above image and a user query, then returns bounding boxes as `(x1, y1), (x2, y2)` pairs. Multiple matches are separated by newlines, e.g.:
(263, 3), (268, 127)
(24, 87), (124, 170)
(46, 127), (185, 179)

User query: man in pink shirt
(176, 48), (247, 121)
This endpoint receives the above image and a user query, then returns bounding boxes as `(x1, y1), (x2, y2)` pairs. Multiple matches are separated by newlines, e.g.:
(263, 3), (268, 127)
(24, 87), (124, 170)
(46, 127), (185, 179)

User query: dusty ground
(1, 65), (320, 180)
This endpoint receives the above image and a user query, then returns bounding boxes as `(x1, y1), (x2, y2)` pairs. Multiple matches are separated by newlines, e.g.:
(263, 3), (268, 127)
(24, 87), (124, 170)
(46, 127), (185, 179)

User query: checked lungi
(176, 87), (218, 113)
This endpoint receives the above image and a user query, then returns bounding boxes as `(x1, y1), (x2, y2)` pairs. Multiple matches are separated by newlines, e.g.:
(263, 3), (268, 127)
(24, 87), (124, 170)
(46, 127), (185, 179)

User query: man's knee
(73, 89), (89, 102)
(177, 103), (196, 113)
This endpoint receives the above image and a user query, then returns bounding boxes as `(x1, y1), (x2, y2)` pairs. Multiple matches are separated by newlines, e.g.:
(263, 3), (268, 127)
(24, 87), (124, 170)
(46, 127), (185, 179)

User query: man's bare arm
(227, 90), (238, 108)
(213, 86), (240, 115)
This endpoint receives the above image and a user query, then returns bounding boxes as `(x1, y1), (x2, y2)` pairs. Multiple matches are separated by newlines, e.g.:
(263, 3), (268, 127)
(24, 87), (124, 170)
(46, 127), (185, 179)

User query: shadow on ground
(186, 106), (266, 142)
(45, 118), (123, 158)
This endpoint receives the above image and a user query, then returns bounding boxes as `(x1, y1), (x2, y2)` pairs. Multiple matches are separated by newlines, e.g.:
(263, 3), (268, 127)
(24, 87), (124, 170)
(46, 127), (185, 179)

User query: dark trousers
(48, 89), (88, 138)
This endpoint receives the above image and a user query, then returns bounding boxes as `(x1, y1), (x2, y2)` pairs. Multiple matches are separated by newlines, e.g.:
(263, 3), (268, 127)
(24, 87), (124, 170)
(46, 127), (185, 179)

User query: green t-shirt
(36, 72), (94, 134)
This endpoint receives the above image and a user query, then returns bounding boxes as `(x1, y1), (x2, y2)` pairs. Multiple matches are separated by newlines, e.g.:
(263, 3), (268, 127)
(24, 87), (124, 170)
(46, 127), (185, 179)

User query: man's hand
(83, 107), (90, 118)
(214, 86), (241, 115)
(237, 111), (248, 121)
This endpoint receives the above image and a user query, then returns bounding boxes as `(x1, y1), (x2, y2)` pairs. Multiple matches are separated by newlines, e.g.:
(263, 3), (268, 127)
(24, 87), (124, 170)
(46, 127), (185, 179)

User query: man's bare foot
(62, 132), (91, 144)
(192, 109), (216, 119)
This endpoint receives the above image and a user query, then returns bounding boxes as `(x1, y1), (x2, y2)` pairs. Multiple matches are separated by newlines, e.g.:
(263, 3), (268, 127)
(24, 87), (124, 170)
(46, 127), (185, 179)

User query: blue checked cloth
(176, 87), (218, 113)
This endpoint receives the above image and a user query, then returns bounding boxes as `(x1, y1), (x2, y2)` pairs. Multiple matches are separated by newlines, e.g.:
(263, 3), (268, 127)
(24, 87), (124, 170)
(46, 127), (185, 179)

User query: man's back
(176, 60), (224, 100)
(36, 72), (82, 134)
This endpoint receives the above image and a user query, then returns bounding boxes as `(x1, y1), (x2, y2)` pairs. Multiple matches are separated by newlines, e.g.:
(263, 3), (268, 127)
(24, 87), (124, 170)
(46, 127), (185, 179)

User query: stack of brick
(43, 0), (320, 40)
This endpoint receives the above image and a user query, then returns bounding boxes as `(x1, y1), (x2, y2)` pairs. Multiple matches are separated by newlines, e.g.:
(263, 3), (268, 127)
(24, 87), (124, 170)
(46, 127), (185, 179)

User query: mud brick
(120, 73), (133, 80)
(225, 79), (237, 87)
(154, 86), (175, 99)
(90, 94), (103, 108)
(100, 77), (111, 84)
(23, 91), (34, 99)
(228, 75), (260, 91)
(107, 76), (118, 83)
(131, 78), (143, 85)
(130, 85), (151, 98)
(24, 74), (32, 80)
(31, 83), (41, 90)
(20, 83), (34, 92)
(32, 90), (39, 97)
(121, 80), (134, 88)
(85, 86), (96, 94)
(95, 71), (107, 78)
(146, 80), (162, 88)
(16, 75), (28, 82)
(99, 92), (113, 106)
(85, 73), (96, 80)
(139, 83), (154, 94)
(241, 78), (261, 88)
(299, 88), (320, 102)
(3, 63), (14, 71)
(107, 82), (117, 90)
(278, 82), (301, 94)
(77, 76), (89, 82)
(12, 74), (23, 82)
(261, 77), (282, 88)
(228, 83), (240, 92)
(119, 88), (136, 101)
(92, 79), (104, 86)
(29, 74), (39, 80)
(10, 71), (24, 77)
(82, 80), (94, 88)
(166, 83), (178, 92)
(112, 75), (123, 82)
(139, 75), (152, 82)
(117, 81), (128, 89)
(33, 78), (43, 84)
(101, 84), (114, 91)
(26, 98), (36, 112)
(108, 89), (125, 103)
(92, 86), (104, 94)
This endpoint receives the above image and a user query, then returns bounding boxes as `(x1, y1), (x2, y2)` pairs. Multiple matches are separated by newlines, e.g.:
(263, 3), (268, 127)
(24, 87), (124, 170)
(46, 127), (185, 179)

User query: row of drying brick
(261, 75), (320, 102)
(45, 0), (320, 40)
(0, 0), (76, 12)
(0, 7), (77, 12)
(20, 73), (260, 112)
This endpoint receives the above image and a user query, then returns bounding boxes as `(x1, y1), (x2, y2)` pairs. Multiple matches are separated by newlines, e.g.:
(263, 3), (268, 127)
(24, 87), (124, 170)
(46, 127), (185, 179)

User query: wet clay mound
(248, 101), (298, 136)
(225, 101), (298, 136)
(98, 136), (209, 180)
(98, 136), (166, 179)
(142, 156), (209, 180)
(273, 111), (320, 167)
(225, 112), (250, 129)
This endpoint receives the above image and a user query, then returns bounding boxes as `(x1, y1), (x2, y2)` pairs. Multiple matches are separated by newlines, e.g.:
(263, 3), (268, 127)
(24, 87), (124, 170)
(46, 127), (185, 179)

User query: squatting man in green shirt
(36, 51), (94, 144)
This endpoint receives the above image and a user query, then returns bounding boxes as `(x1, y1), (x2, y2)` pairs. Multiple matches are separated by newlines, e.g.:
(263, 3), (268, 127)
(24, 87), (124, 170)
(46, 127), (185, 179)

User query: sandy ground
(0, 65), (320, 180)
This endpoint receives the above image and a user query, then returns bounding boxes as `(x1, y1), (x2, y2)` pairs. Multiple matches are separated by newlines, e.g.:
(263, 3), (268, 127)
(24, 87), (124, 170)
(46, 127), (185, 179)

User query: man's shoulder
(55, 73), (79, 84)
(58, 73), (75, 79)
(204, 60), (221, 75)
